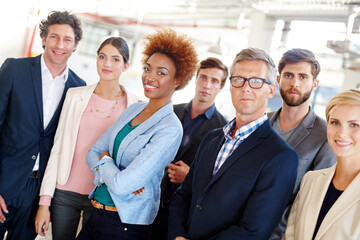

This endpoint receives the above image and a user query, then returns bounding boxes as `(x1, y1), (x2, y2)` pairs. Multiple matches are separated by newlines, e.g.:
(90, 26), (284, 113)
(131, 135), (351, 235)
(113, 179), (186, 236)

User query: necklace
(90, 90), (124, 119)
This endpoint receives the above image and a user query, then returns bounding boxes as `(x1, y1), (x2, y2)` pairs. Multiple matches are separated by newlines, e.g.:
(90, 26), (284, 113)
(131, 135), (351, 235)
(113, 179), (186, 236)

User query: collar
(41, 54), (68, 82)
(185, 100), (216, 120)
(223, 114), (268, 140)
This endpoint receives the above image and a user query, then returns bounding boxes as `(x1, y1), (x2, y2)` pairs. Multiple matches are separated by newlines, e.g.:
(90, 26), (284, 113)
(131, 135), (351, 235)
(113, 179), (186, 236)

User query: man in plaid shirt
(169, 48), (299, 240)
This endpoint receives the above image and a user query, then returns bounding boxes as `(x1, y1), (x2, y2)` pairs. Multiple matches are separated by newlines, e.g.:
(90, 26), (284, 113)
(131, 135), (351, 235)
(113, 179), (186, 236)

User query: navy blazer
(0, 55), (85, 199)
(169, 120), (298, 240)
(160, 102), (227, 200)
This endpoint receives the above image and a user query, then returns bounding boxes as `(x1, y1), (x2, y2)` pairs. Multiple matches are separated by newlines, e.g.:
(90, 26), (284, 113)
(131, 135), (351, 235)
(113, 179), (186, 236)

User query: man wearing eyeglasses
(168, 48), (298, 240)
(268, 49), (336, 240)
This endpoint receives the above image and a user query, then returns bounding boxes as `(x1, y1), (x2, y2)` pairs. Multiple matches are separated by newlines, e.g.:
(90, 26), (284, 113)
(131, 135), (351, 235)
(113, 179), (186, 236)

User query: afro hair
(142, 28), (198, 90)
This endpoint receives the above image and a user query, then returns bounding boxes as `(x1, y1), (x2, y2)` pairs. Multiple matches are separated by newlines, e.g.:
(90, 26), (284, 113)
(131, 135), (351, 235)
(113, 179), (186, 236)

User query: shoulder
(212, 108), (227, 125)
(174, 103), (186, 112)
(68, 69), (86, 86)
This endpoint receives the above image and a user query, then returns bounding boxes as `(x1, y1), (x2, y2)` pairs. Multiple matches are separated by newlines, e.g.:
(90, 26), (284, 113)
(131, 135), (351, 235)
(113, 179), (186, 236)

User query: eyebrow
(98, 52), (121, 58)
(145, 62), (169, 72)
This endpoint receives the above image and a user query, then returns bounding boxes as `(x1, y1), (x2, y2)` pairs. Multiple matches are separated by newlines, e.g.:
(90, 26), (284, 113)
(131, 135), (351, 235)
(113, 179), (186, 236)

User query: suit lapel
(207, 120), (271, 187)
(315, 169), (360, 239)
(30, 55), (44, 129)
(209, 130), (261, 185)
(303, 166), (334, 240)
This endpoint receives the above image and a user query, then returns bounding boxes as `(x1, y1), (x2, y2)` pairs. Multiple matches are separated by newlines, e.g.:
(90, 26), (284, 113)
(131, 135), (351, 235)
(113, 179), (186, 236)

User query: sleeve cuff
(39, 195), (52, 206)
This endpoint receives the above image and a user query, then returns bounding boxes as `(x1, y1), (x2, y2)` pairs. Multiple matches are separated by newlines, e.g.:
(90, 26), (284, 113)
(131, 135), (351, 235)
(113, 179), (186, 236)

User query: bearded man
(268, 48), (336, 240)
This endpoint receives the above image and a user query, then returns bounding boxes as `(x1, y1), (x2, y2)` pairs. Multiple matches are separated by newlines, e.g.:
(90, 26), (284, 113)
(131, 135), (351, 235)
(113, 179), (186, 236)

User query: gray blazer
(268, 107), (337, 240)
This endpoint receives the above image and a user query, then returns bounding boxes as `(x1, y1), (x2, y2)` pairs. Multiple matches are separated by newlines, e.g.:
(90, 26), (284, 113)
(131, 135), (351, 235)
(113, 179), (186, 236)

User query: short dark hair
(39, 11), (82, 49)
(196, 57), (228, 87)
(278, 48), (320, 79)
(97, 37), (129, 64)
(142, 28), (198, 90)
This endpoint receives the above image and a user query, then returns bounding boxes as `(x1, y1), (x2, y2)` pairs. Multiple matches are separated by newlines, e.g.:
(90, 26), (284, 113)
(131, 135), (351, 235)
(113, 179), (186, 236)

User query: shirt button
(196, 204), (202, 210)
(31, 155), (36, 160)
(124, 227), (127, 231)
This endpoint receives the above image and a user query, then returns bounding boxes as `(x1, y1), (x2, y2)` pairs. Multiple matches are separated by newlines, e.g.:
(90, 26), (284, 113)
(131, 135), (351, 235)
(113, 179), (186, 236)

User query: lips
(102, 69), (112, 74)
(144, 84), (158, 91)
(335, 140), (351, 146)
(200, 91), (209, 96)
(53, 50), (65, 55)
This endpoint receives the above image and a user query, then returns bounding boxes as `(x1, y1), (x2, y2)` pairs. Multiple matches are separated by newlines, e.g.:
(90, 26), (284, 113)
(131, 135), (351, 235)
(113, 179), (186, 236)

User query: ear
(41, 36), (46, 47)
(268, 84), (276, 98)
(123, 62), (130, 72)
(174, 78), (181, 89)
(276, 75), (280, 85)
(312, 78), (319, 90)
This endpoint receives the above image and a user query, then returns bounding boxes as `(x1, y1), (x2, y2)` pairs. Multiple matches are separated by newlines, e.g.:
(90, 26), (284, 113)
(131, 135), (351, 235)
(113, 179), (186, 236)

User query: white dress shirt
(32, 55), (68, 171)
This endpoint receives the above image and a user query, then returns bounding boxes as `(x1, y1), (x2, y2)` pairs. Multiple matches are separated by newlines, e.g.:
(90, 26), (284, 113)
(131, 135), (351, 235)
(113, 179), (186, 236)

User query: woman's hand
(35, 205), (51, 236)
(99, 151), (110, 160)
(132, 187), (145, 196)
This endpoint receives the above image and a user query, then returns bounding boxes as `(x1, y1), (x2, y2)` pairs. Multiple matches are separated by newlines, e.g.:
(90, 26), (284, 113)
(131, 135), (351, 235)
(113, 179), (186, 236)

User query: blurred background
(2, 0), (360, 120)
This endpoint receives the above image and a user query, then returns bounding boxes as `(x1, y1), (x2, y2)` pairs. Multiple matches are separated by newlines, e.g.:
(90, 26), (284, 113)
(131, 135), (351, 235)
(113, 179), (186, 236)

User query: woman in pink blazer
(283, 89), (360, 240)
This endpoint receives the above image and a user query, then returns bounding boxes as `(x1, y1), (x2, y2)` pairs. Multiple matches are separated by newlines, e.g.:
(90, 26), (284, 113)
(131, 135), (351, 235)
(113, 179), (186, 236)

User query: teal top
(94, 121), (138, 206)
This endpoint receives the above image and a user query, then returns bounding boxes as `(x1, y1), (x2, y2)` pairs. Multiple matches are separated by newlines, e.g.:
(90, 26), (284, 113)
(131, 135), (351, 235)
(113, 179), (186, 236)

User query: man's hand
(35, 205), (50, 236)
(132, 187), (145, 196)
(99, 151), (110, 160)
(0, 194), (8, 223)
(174, 237), (190, 240)
(168, 160), (190, 184)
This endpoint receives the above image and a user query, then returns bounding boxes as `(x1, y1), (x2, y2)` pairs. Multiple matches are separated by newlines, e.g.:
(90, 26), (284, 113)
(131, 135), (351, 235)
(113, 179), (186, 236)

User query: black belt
(30, 171), (38, 179)
(160, 199), (171, 209)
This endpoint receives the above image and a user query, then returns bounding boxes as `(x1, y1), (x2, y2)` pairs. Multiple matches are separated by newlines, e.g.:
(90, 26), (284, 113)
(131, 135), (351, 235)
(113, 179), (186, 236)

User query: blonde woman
(284, 89), (360, 240)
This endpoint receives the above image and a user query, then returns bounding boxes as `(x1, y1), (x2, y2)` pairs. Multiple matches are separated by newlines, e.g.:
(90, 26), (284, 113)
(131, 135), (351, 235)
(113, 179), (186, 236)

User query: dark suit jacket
(268, 108), (336, 239)
(161, 102), (227, 200)
(0, 55), (86, 199)
(169, 120), (298, 240)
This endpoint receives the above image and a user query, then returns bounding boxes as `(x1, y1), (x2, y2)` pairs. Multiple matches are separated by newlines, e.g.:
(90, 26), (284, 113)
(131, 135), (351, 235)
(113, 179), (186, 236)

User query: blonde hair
(325, 89), (360, 122)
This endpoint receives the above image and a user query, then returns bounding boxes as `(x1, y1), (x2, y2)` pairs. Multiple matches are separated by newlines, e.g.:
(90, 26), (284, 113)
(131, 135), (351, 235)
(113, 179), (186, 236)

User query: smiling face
(327, 104), (360, 162)
(194, 68), (224, 105)
(41, 24), (77, 72)
(278, 62), (319, 107)
(97, 44), (129, 82)
(230, 60), (275, 125)
(142, 52), (180, 103)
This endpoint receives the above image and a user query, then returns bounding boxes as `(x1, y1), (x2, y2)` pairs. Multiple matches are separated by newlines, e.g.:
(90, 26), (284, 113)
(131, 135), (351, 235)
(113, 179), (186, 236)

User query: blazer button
(196, 204), (202, 210)
(31, 155), (37, 160)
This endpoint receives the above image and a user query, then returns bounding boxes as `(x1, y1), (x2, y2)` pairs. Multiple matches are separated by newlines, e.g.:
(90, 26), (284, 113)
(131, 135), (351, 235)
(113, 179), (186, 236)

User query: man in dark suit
(0, 11), (86, 239)
(168, 48), (298, 240)
(151, 57), (228, 240)
(268, 49), (336, 239)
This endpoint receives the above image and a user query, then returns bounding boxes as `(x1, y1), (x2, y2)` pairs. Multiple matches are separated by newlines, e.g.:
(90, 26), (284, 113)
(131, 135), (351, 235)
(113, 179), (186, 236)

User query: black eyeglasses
(229, 76), (272, 89)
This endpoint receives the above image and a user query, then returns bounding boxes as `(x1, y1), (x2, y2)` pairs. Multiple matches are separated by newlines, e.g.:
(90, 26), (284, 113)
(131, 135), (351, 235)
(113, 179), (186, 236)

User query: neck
(43, 56), (67, 78)
(333, 159), (360, 190)
(232, 112), (263, 139)
(278, 103), (310, 131)
(94, 80), (122, 100)
(190, 97), (213, 119)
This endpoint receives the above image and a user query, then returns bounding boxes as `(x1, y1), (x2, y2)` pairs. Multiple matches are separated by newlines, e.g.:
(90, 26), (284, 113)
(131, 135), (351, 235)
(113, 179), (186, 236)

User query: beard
(280, 87), (312, 107)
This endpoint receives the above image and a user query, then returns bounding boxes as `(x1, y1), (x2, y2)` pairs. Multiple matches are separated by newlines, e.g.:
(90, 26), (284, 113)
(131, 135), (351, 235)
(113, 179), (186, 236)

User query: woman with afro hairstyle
(77, 28), (198, 240)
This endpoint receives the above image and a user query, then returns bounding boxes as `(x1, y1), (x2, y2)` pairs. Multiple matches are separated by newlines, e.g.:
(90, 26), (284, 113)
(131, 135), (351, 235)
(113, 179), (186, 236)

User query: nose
(56, 39), (64, 49)
(204, 79), (211, 89)
(241, 80), (252, 92)
(290, 76), (300, 87)
(104, 58), (112, 67)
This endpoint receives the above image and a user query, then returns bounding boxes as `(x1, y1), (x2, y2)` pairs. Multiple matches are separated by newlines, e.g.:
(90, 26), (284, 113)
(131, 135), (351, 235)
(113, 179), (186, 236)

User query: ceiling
(71, 0), (360, 29)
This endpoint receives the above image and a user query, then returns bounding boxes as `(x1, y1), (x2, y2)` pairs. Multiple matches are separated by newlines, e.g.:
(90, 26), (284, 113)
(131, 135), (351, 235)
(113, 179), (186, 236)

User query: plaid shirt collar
(223, 114), (268, 141)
